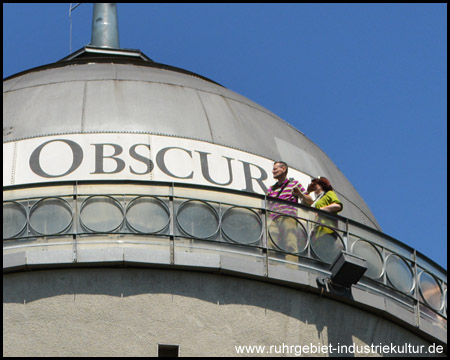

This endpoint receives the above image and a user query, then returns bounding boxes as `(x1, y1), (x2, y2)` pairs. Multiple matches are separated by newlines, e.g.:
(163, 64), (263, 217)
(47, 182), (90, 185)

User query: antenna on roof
(69, 3), (82, 53)
(90, 3), (120, 49)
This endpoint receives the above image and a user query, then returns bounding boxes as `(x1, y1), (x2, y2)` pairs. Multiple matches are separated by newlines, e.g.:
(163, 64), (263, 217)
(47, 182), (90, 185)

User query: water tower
(3, 4), (446, 356)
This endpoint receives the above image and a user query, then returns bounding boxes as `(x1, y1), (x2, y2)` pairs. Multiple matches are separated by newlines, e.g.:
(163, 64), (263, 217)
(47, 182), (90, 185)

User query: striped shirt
(267, 179), (306, 217)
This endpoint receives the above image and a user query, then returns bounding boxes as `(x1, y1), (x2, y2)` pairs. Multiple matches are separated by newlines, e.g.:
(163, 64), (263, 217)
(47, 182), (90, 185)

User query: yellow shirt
(314, 191), (343, 213)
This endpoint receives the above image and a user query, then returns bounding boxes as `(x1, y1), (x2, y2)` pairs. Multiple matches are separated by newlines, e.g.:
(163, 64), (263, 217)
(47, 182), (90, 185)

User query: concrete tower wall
(3, 268), (437, 357)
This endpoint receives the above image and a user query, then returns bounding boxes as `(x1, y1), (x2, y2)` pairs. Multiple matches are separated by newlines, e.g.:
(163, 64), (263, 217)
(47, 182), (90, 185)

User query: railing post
(262, 194), (269, 277)
(169, 183), (175, 265)
(413, 249), (420, 328)
(72, 181), (78, 263)
(344, 218), (349, 251)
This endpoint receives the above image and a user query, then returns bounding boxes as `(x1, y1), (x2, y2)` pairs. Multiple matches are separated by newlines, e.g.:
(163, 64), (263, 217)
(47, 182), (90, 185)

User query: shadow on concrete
(3, 266), (435, 357)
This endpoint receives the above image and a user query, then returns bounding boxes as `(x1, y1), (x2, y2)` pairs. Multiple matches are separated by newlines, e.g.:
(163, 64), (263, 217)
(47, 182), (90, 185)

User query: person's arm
(320, 203), (342, 213)
(293, 186), (313, 205)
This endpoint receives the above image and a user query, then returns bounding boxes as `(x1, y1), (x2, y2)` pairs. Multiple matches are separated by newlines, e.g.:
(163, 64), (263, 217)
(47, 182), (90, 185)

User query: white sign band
(3, 134), (312, 194)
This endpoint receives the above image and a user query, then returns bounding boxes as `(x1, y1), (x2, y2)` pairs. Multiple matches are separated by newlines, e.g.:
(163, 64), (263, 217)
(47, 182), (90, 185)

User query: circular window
(385, 254), (415, 294)
(3, 202), (27, 239)
(419, 271), (443, 311)
(176, 200), (219, 239)
(268, 215), (308, 254)
(29, 197), (73, 235)
(222, 207), (262, 245)
(80, 196), (124, 233)
(126, 196), (170, 234)
(445, 289), (447, 315)
(310, 225), (345, 264)
(351, 240), (383, 279)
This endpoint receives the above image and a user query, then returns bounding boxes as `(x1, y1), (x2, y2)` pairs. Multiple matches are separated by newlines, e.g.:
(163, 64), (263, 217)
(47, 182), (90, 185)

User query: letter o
(29, 139), (83, 178)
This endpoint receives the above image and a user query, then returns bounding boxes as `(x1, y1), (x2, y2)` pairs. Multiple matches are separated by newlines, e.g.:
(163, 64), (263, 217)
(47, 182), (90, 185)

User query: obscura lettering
(28, 139), (268, 193)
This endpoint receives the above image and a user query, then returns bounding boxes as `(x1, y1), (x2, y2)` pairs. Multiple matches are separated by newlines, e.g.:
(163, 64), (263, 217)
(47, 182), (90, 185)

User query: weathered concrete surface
(3, 268), (440, 357)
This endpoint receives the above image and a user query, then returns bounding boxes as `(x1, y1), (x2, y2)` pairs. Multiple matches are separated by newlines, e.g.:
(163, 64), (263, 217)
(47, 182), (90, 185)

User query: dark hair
(273, 161), (288, 169)
(307, 176), (333, 193)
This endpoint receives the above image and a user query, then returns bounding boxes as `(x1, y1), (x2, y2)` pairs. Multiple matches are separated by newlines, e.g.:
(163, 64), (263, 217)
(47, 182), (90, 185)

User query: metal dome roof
(3, 47), (380, 230)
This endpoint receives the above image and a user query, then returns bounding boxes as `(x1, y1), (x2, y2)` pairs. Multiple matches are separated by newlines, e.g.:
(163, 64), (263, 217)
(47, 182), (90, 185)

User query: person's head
(272, 161), (288, 181)
(307, 176), (333, 194)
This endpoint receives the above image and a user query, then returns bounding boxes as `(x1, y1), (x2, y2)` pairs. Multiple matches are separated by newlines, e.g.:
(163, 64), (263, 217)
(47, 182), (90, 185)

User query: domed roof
(3, 47), (380, 230)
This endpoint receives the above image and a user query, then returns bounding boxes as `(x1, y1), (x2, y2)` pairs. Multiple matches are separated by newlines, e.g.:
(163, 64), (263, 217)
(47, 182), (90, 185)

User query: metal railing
(3, 180), (447, 327)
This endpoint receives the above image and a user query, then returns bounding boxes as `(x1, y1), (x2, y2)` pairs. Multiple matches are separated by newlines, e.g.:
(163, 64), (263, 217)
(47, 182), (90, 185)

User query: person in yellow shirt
(306, 177), (343, 263)
(307, 177), (343, 213)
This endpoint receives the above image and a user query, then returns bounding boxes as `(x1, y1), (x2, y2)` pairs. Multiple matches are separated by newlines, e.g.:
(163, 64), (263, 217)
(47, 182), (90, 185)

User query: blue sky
(3, 3), (447, 269)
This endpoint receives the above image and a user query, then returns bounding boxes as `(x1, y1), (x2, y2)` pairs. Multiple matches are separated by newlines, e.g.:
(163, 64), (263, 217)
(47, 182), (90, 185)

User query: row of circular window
(3, 195), (446, 313)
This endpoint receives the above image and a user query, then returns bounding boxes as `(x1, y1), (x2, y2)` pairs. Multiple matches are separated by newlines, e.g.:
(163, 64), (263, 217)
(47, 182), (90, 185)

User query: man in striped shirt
(267, 161), (312, 256)
(268, 161), (312, 210)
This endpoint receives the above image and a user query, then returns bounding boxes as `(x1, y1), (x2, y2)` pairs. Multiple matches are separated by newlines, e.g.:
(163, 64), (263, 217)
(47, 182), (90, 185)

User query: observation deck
(3, 180), (447, 347)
